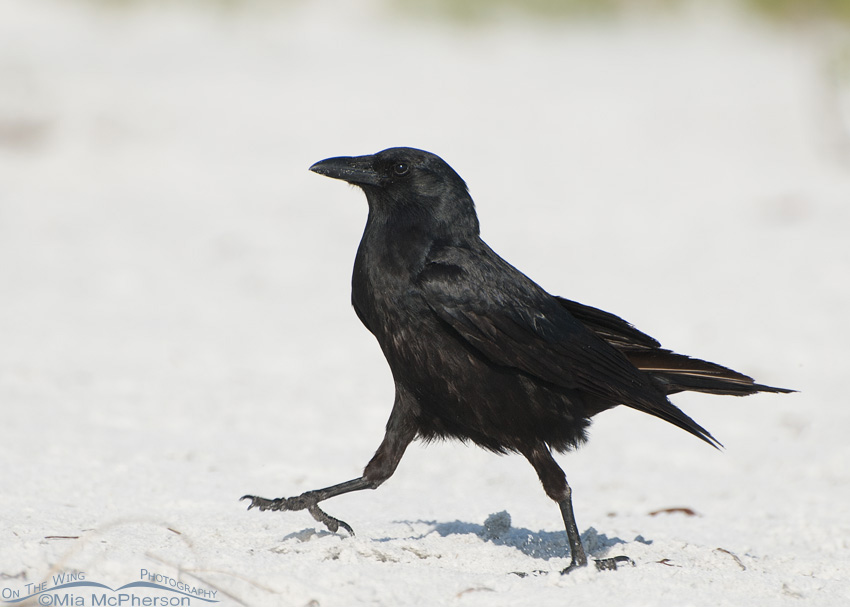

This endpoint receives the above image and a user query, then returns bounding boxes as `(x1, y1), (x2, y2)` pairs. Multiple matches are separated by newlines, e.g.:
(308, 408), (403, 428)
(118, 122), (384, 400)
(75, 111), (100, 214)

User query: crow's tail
(627, 350), (795, 396)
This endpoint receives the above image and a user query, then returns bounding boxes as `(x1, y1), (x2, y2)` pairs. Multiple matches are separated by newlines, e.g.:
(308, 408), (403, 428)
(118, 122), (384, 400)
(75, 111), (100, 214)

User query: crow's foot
(594, 556), (636, 571)
(240, 493), (355, 536)
(558, 555), (634, 574)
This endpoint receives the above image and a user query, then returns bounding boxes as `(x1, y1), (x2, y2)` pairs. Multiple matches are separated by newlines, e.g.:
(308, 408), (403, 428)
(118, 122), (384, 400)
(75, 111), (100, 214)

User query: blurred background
(2, 0), (848, 450)
(2, 0), (848, 398)
(2, 0), (849, 603)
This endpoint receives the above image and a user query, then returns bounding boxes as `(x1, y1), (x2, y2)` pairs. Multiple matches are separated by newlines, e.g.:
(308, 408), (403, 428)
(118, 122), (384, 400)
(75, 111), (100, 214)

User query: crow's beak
(309, 155), (380, 187)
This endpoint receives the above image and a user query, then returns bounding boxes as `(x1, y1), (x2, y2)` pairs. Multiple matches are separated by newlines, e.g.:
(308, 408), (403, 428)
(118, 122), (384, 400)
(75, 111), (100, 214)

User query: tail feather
(627, 350), (795, 396)
(637, 395), (724, 449)
(558, 295), (794, 448)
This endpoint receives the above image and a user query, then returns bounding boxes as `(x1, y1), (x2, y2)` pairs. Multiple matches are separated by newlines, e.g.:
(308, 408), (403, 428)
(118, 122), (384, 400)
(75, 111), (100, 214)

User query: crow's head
(310, 147), (479, 237)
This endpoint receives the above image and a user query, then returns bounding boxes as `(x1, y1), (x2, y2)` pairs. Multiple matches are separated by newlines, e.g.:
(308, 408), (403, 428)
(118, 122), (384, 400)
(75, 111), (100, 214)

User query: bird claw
(559, 561), (586, 575)
(240, 492), (310, 512)
(559, 555), (634, 574)
(240, 493), (355, 536)
(240, 494), (277, 511)
(307, 503), (355, 536)
(594, 555), (636, 571)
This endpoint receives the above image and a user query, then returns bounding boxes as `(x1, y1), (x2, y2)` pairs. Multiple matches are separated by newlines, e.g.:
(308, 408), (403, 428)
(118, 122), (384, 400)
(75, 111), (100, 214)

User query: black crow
(243, 147), (791, 572)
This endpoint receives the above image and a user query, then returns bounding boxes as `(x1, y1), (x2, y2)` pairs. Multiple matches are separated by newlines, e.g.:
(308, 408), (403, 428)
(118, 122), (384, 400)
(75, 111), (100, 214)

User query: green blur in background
(81, 0), (850, 22)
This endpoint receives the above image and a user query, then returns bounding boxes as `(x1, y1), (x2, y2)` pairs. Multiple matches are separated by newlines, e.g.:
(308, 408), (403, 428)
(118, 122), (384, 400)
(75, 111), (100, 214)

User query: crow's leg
(243, 391), (416, 536)
(521, 444), (588, 571)
(556, 485), (588, 572)
(522, 444), (633, 573)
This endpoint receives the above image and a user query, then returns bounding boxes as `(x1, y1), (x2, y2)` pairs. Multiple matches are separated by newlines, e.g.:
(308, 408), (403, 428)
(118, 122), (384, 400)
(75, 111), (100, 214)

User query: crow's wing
(416, 243), (720, 447)
(555, 297), (660, 350)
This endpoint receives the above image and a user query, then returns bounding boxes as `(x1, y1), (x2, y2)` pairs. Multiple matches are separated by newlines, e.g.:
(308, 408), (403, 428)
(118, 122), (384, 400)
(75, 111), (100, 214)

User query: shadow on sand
(384, 514), (651, 561)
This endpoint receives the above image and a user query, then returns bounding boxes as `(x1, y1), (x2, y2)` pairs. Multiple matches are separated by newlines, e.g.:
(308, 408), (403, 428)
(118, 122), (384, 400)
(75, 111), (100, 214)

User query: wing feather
(416, 243), (721, 447)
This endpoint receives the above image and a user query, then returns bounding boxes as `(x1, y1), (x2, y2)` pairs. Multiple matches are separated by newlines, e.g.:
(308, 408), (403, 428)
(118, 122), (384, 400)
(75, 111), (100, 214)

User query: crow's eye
(393, 162), (410, 176)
